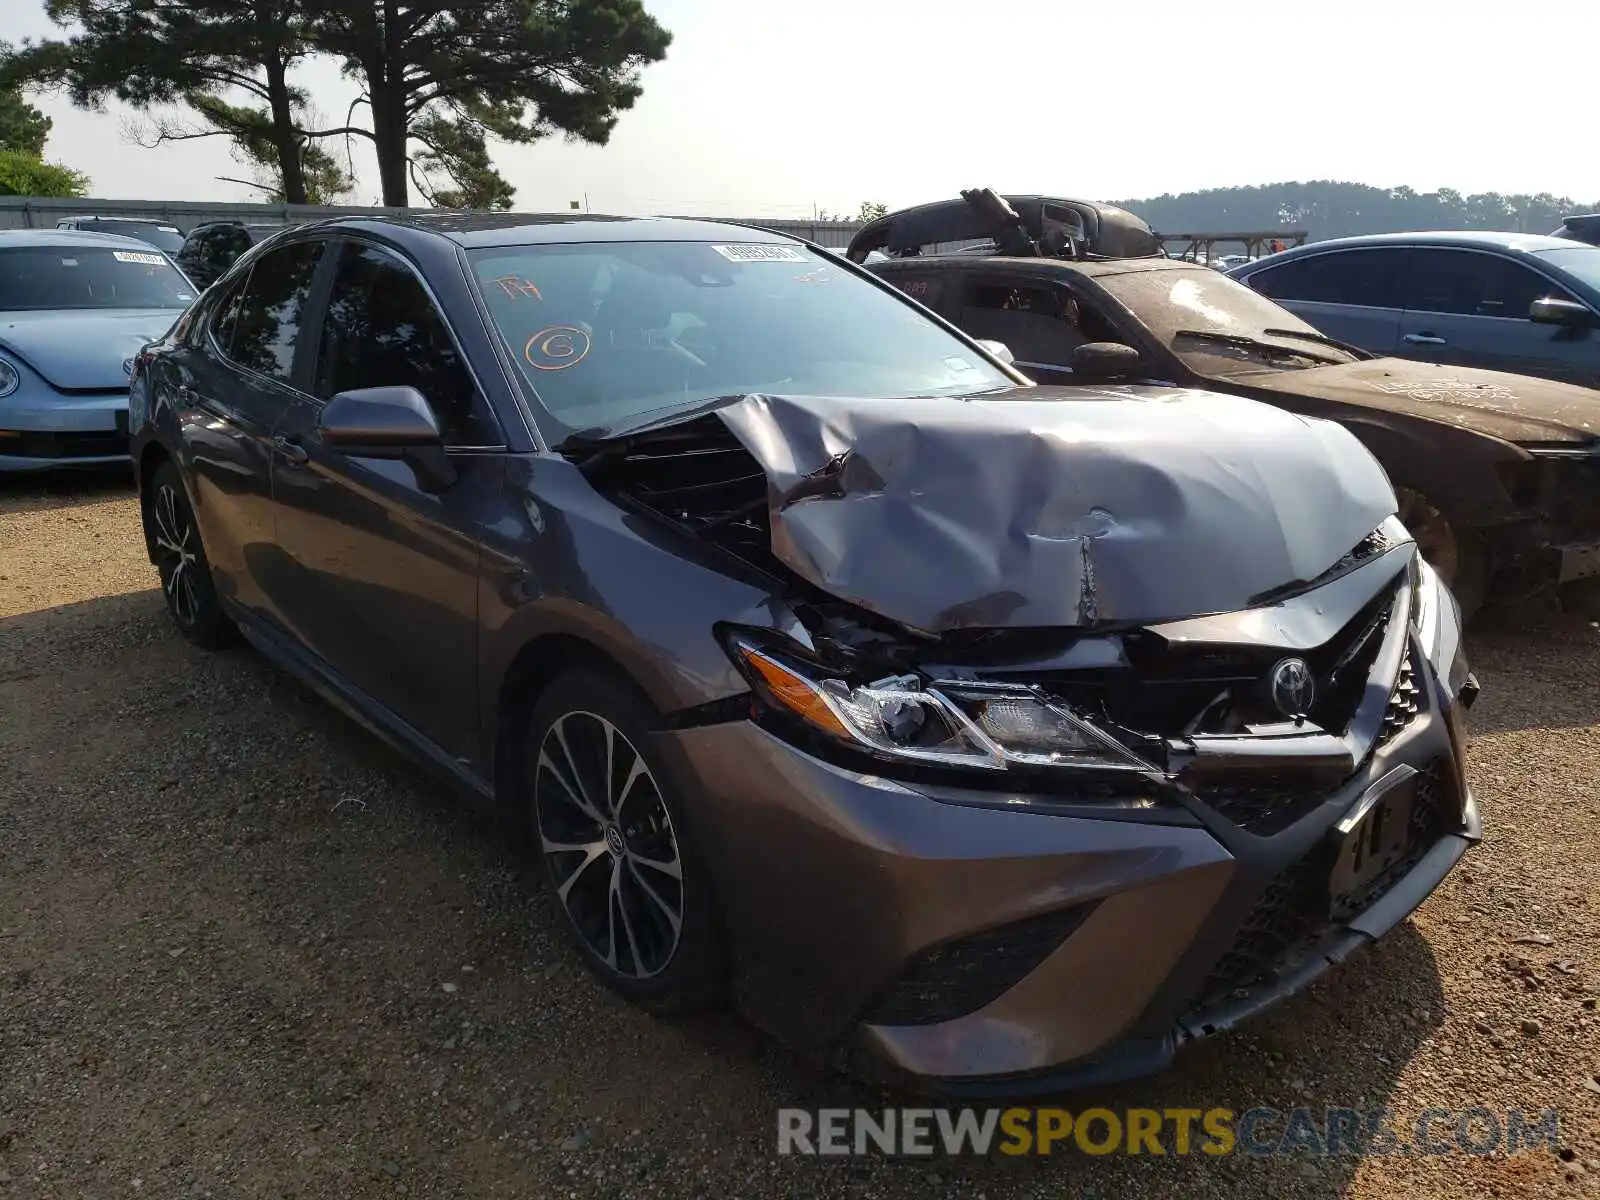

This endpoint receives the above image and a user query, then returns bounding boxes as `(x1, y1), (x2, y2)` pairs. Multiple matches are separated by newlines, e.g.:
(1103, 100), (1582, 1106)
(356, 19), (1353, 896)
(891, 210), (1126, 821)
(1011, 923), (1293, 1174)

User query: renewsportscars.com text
(776, 1106), (1562, 1158)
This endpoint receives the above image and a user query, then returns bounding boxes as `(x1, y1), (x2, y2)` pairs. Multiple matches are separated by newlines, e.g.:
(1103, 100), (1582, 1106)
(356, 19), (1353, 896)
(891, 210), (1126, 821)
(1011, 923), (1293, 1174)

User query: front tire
(145, 461), (236, 649)
(1396, 486), (1487, 621)
(523, 669), (725, 1012)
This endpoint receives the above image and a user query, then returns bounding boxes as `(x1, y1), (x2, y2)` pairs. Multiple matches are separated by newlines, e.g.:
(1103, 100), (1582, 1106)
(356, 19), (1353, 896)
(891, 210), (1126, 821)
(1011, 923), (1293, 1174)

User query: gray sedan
(125, 211), (1479, 1095)
(1228, 232), (1600, 389)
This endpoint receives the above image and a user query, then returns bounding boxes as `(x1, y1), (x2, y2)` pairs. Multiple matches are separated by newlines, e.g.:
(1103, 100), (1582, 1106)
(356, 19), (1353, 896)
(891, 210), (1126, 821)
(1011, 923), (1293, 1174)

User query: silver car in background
(0, 230), (197, 471)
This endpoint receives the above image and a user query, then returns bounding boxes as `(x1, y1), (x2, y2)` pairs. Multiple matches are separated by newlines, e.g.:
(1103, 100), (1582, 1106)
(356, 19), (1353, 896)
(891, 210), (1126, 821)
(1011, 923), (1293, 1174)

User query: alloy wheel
(534, 711), (684, 979)
(152, 481), (201, 627)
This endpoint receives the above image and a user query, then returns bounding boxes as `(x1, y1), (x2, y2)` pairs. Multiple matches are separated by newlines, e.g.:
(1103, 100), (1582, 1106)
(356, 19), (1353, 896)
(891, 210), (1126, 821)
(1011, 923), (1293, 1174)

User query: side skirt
(224, 600), (498, 809)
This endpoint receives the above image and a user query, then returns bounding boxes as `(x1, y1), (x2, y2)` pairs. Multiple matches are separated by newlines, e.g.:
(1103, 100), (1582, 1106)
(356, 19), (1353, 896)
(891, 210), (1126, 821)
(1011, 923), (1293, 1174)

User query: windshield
(1534, 247), (1600, 297)
(467, 240), (1012, 436)
(1096, 266), (1361, 373)
(0, 246), (195, 311)
(104, 224), (186, 254)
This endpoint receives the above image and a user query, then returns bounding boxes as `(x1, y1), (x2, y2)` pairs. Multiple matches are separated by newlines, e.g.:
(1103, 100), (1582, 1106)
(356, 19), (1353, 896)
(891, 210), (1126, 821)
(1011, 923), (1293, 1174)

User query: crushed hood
(1235, 359), (1600, 445)
(587, 385), (1398, 633)
(0, 309), (179, 391)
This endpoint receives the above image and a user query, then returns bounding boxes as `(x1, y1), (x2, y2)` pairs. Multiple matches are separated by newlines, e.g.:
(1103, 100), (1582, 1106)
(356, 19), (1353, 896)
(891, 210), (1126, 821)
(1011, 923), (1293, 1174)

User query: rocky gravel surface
(2, 476), (1598, 1200)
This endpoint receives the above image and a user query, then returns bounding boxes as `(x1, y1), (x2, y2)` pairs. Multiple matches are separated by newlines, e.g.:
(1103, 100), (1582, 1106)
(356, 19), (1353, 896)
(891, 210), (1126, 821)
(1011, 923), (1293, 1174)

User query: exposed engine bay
(562, 387), (1455, 821)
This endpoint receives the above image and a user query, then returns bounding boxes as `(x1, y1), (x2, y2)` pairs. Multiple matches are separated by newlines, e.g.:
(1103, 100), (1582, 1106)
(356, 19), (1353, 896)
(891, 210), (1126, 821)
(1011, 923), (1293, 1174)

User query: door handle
(1403, 333), (1447, 346)
(272, 434), (310, 466)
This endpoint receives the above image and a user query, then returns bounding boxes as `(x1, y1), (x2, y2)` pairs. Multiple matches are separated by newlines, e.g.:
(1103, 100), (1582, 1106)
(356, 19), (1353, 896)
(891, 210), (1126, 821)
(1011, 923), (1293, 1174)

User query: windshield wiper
(1173, 329), (1345, 365)
(1262, 327), (1370, 360)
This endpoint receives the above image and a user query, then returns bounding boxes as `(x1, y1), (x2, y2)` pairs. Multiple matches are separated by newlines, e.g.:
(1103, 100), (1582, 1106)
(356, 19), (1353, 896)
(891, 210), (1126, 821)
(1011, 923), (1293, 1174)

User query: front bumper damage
(572, 388), (1480, 1091)
(655, 575), (1478, 1094)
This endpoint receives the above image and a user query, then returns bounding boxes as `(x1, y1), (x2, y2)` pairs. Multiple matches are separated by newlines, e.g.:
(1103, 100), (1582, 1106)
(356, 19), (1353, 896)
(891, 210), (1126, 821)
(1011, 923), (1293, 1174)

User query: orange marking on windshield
(492, 275), (543, 299)
(525, 326), (590, 371)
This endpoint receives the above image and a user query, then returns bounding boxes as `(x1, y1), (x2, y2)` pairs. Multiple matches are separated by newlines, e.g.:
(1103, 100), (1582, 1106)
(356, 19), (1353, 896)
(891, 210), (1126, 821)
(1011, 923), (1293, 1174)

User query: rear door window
(225, 241), (324, 383)
(1249, 249), (1409, 308)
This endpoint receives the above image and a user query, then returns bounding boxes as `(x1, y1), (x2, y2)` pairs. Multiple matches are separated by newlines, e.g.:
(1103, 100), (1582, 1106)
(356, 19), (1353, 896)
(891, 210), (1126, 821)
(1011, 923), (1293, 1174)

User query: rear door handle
(1403, 333), (1447, 345)
(272, 434), (310, 466)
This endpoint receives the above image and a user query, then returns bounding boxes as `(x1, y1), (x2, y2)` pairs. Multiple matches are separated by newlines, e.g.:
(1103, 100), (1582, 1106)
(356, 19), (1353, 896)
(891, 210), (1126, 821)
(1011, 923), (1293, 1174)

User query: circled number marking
(524, 326), (591, 371)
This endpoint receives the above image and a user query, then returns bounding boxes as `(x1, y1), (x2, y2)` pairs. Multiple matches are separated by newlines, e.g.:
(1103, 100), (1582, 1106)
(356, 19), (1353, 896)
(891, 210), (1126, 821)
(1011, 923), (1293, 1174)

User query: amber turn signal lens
(737, 647), (853, 740)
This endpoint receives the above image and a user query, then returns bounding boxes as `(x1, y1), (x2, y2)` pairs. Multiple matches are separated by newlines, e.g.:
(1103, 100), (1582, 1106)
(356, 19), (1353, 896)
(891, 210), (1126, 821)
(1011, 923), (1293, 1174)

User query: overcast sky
(15, 0), (1600, 215)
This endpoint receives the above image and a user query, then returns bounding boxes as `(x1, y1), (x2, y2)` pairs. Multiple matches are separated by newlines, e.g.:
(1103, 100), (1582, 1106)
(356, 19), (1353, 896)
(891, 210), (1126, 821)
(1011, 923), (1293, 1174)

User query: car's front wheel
(145, 460), (235, 649)
(523, 669), (725, 1012)
(1397, 486), (1487, 621)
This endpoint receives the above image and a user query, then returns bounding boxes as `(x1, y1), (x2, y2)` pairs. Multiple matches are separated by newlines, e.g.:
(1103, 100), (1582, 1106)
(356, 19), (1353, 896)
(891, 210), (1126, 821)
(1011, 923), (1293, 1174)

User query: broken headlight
(728, 639), (1156, 774)
(1412, 555), (1473, 701)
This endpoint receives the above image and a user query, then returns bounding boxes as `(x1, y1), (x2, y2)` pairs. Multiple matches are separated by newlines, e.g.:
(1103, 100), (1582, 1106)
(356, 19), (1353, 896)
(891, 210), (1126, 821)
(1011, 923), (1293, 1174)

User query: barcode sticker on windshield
(710, 244), (807, 263)
(112, 250), (167, 266)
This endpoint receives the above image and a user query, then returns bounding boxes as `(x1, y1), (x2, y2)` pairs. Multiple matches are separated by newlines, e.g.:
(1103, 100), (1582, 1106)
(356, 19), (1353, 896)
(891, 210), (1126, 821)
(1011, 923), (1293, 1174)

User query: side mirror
(1070, 341), (1143, 380)
(974, 338), (1015, 365)
(1528, 296), (1594, 328)
(319, 385), (457, 492)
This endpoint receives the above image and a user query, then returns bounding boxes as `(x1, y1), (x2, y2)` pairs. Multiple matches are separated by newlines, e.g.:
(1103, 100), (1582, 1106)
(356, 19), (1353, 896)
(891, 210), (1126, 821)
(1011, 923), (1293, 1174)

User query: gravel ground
(2, 476), (1598, 1200)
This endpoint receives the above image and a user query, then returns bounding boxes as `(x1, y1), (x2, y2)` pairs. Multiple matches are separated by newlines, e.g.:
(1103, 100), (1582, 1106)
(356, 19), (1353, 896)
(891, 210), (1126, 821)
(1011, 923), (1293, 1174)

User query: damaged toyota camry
(129, 213), (1481, 1095)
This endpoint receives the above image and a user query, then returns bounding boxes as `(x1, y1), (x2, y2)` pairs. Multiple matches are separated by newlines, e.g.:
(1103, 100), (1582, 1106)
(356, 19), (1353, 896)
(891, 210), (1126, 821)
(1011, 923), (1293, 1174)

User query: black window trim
(453, 240), (546, 453)
(307, 233), (509, 453)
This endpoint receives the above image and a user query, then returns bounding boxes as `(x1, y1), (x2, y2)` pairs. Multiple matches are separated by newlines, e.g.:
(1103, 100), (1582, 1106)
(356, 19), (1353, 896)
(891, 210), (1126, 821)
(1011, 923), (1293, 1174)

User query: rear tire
(522, 668), (726, 1013)
(146, 461), (236, 650)
(1396, 487), (1487, 622)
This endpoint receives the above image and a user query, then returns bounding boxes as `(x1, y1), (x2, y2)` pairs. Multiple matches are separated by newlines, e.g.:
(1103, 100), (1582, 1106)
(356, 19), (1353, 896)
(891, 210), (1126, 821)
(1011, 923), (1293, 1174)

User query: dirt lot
(2, 476), (1598, 1200)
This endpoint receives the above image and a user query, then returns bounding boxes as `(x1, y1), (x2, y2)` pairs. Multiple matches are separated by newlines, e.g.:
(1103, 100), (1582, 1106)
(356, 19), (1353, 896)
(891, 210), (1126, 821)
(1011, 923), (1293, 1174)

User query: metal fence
(0, 196), (864, 247)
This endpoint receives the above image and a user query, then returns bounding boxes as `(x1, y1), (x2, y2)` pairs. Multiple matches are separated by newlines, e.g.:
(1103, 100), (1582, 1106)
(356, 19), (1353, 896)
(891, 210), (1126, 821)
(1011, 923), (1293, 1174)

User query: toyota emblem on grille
(1270, 657), (1316, 718)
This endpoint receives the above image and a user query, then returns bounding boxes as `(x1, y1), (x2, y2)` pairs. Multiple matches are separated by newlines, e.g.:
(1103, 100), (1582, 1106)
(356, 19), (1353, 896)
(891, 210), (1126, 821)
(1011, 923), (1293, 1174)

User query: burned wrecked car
(131, 213), (1478, 1094)
(848, 187), (1167, 262)
(853, 191), (1600, 618)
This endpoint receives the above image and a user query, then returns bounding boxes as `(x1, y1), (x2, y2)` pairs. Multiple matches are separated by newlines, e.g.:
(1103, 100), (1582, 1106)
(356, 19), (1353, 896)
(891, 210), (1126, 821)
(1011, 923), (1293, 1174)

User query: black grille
(1376, 646), (1423, 746)
(1187, 756), (1457, 1015)
(572, 414), (777, 572)
(1189, 857), (1327, 1012)
(1018, 579), (1400, 741)
(0, 429), (129, 459)
(862, 902), (1100, 1027)
(1193, 780), (1330, 836)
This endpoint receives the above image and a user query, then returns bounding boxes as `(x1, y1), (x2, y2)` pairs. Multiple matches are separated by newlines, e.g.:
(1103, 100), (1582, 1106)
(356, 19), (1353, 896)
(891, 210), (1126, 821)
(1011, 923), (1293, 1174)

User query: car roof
(869, 254), (1200, 280)
(302, 212), (797, 248)
(0, 229), (178, 251)
(1256, 230), (1578, 256)
(60, 215), (179, 227)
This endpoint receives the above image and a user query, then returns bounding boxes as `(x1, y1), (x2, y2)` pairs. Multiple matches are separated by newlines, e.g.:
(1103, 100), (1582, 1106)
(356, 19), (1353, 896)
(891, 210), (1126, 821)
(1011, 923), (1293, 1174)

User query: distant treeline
(1113, 182), (1599, 241)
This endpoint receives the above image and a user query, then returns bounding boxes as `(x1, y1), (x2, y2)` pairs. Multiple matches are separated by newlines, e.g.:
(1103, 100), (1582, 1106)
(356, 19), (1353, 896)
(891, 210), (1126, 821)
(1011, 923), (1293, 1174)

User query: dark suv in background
(174, 220), (290, 288)
(1554, 215), (1600, 246)
(53, 215), (186, 255)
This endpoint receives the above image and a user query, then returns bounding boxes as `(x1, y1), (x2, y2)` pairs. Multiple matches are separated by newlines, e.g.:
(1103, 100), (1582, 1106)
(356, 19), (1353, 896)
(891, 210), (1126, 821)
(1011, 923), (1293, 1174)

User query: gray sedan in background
(1229, 232), (1600, 389)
